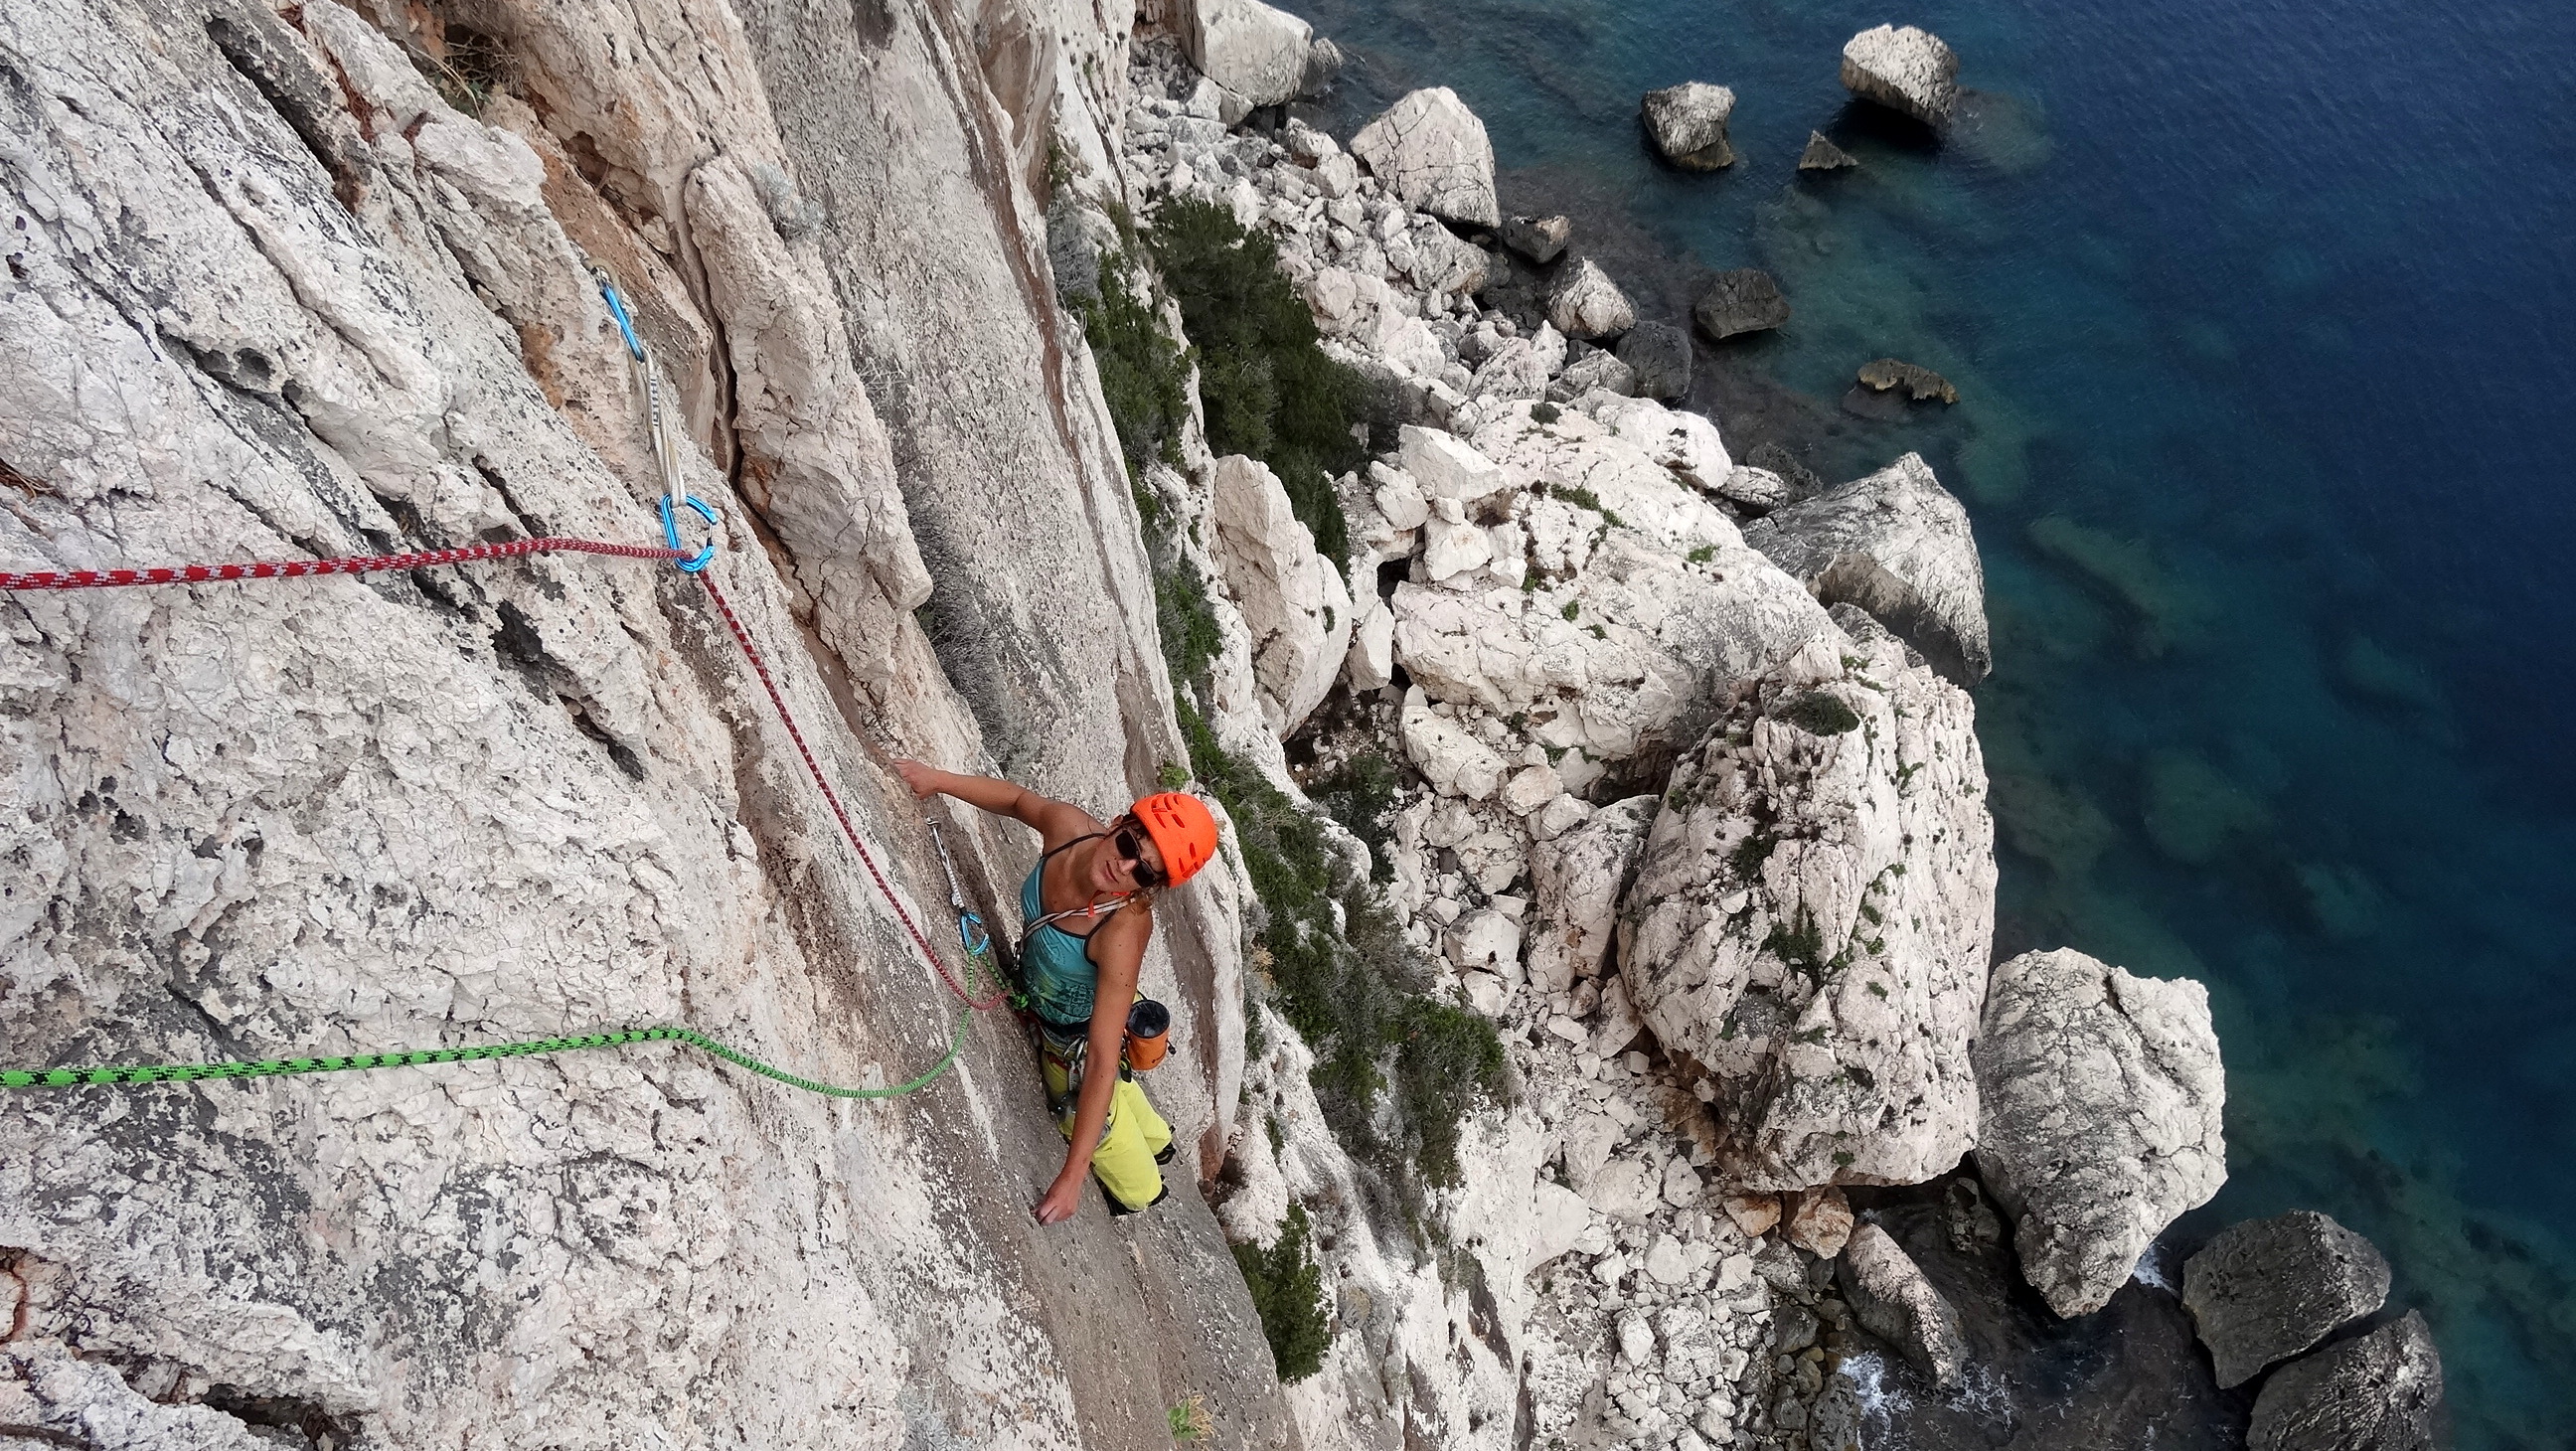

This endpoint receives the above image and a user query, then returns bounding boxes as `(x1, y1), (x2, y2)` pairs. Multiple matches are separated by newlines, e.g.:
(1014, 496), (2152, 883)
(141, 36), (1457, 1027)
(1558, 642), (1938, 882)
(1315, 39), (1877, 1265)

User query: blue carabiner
(660, 493), (719, 573)
(598, 278), (646, 361)
(959, 912), (992, 959)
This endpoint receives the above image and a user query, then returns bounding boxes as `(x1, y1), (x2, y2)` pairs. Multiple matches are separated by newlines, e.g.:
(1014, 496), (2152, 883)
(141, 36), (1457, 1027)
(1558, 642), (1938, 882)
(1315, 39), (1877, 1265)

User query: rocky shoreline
(1093, 10), (2451, 1449)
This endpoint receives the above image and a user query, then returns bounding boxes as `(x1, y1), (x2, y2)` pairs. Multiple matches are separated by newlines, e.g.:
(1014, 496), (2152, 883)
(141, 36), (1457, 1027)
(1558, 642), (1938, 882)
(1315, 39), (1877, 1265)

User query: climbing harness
(0, 269), (1012, 1097)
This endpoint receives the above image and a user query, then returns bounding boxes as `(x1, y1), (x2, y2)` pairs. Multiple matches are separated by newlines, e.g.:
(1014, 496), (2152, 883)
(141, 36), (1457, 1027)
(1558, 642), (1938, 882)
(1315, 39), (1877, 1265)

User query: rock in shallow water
(2248, 1311), (2446, 1451)
(1972, 947), (2227, 1319)
(1841, 24), (1961, 127)
(2182, 1209), (2391, 1387)
(1641, 81), (1738, 169)
(1694, 268), (1791, 339)
(1615, 320), (1693, 400)
(1501, 213), (1572, 264)
(1741, 452), (1992, 685)
(1857, 357), (1959, 403)
(1799, 130), (1858, 170)
(1840, 1223), (1970, 1386)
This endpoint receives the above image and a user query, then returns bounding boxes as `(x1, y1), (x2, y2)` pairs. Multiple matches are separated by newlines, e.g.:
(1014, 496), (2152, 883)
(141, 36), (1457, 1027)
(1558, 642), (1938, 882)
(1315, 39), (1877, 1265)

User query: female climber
(893, 760), (1219, 1225)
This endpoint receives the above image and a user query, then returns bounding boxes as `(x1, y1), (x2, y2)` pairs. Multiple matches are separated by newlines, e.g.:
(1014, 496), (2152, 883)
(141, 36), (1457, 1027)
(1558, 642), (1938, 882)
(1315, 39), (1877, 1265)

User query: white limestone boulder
(1527, 795), (1659, 993)
(1183, 0), (1340, 107)
(1587, 394), (1732, 491)
(1975, 948), (2227, 1319)
(1211, 454), (1355, 735)
(1839, 1224), (1969, 1386)
(1388, 404), (1832, 763)
(1547, 257), (1639, 340)
(1742, 452), (1991, 684)
(1351, 87), (1501, 228)
(1400, 688), (1508, 800)
(1841, 25), (1961, 127)
(1617, 626), (1996, 1189)
(1641, 81), (1738, 169)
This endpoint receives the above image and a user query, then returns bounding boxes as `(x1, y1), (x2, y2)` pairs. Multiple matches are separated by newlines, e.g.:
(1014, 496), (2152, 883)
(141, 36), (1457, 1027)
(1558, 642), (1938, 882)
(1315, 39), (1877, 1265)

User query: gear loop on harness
(659, 492), (719, 572)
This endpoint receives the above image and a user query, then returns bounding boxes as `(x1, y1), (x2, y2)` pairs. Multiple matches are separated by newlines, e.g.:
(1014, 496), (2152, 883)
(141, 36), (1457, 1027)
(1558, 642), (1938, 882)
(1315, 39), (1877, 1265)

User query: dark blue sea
(1279, 1), (2576, 1444)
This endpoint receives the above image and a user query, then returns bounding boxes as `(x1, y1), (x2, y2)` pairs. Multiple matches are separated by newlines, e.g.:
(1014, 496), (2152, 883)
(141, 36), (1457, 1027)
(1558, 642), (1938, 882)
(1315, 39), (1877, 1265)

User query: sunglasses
(1112, 826), (1168, 888)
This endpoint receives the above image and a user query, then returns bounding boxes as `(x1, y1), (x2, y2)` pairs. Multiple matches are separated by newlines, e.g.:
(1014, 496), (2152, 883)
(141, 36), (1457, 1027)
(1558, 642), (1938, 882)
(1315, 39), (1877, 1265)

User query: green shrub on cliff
(1148, 195), (1363, 564)
(1232, 1203), (1329, 1382)
(1070, 248), (1192, 481)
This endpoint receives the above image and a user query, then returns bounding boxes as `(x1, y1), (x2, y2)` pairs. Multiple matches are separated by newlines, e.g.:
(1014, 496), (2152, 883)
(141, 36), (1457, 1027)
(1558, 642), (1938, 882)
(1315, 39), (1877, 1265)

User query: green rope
(0, 1018), (968, 1100)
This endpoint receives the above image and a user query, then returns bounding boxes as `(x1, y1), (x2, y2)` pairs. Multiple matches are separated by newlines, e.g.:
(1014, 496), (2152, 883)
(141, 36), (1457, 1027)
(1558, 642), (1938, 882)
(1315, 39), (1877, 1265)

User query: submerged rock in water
(1501, 213), (1573, 264)
(1616, 320), (1693, 400)
(1857, 357), (1959, 403)
(1841, 24), (1961, 127)
(1352, 86), (1501, 228)
(2248, 1311), (2446, 1451)
(1799, 131), (1858, 170)
(1548, 256), (1639, 340)
(1641, 81), (1739, 170)
(1972, 948), (2227, 1318)
(1694, 268), (1791, 339)
(2182, 1210), (2392, 1388)
(1746, 441), (1828, 502)
(1840, 1223), (1970, 1386)
(1741, 453), (1992, 685)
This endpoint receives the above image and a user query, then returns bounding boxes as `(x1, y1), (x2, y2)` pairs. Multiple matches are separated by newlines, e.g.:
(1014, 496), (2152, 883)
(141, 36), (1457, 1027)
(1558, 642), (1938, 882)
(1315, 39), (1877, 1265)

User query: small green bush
(1071, 250), (1193, 480)
(1781, 691), (1862, 736)
(1233, 1204), (1330, 1382)
(1310, 752), (1402, 884)
(1150, 196), (1364, 563)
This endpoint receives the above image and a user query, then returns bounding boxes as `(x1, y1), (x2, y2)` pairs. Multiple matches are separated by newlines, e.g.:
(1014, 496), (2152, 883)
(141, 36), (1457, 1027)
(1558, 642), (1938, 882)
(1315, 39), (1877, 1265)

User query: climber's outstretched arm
(893, 760), (1098, 845)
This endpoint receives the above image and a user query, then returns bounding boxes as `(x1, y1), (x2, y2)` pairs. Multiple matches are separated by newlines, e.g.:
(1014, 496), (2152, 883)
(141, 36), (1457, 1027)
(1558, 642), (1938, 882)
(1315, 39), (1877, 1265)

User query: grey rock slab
(1184, 0), (1338, 106)
(1528, 795), (1662, 993)
(1550, 348), (1638, 403)
(2248, 1311), (2446, 1451)
(2183, 1210), (2391, 1387)
(1839, 1223), (1970, 1386)
(1351, 86), (1501, 228)
(1642, 81), (1738, 169)
(1799, 131), (1858, 170)
(1973, 948), (2226, 1318)
(1501, 213), (1573, 264)
(1841, 25), (1961, 126)
(1615, 320), (1693, 401)
(1741, 451), (1992, 684)
(1618, 628), (1995, 1189)
(1694, 268), (1791, 339)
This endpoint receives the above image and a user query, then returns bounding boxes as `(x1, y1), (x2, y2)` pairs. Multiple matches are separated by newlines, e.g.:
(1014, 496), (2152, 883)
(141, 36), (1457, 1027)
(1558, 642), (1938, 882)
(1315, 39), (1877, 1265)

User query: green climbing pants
(1042, 1053), (1173, 1212)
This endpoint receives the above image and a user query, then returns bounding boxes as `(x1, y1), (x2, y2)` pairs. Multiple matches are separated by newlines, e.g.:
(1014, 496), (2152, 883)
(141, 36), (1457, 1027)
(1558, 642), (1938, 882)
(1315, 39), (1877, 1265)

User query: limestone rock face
(1973, 948), (2227, 1319)
(1839, 1224), (1969, 1386)
(1351, 86), (1501, 228)
(1618, 629), (1996, 1189)
(1742, 452), (1992, 685)
(1211, 455), (1356, 735)
(0, 1), (1289, 1446)
(2183, 1211), (2392, 1387)
(1694, 268), (1792, 339)
(2248, 1311), (2446, 1451)
(1841, 25), (1961, 126)
(1528, 796), (1661, 993)
(1641, 82), (1739, 170)
(1183, 0), (1339, 107)
(1616, 321), (1694, 401)
(1389, 406), (1832, 763)
(1548, 257), (1640, 340)
(1552, 349), (1639, 402)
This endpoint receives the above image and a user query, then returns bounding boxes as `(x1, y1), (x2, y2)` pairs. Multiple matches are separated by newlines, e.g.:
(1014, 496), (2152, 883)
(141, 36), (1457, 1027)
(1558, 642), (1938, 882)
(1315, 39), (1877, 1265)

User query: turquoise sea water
(1279, 1), (2576, 1444)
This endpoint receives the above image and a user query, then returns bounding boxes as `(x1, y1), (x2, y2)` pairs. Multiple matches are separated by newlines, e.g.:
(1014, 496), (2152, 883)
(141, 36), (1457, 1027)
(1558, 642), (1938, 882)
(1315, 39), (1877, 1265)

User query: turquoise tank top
(1019, 836), (1107, 1027)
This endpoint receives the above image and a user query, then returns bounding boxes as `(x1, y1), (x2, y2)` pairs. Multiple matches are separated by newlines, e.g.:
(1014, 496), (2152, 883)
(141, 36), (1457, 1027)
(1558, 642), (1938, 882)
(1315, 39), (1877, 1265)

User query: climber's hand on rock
(893, 758), (942, 800)
(1034, 1169), (1085, 1225)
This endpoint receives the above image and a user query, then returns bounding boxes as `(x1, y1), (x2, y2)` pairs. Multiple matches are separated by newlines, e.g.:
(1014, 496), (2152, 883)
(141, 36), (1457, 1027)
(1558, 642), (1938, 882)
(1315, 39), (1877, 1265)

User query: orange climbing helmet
(1132, 791), (1218, 887)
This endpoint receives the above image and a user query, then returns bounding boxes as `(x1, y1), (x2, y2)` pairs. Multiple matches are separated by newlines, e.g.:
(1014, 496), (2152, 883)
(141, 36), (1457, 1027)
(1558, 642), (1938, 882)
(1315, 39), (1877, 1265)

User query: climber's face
(1096, 817), (1168, 893)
